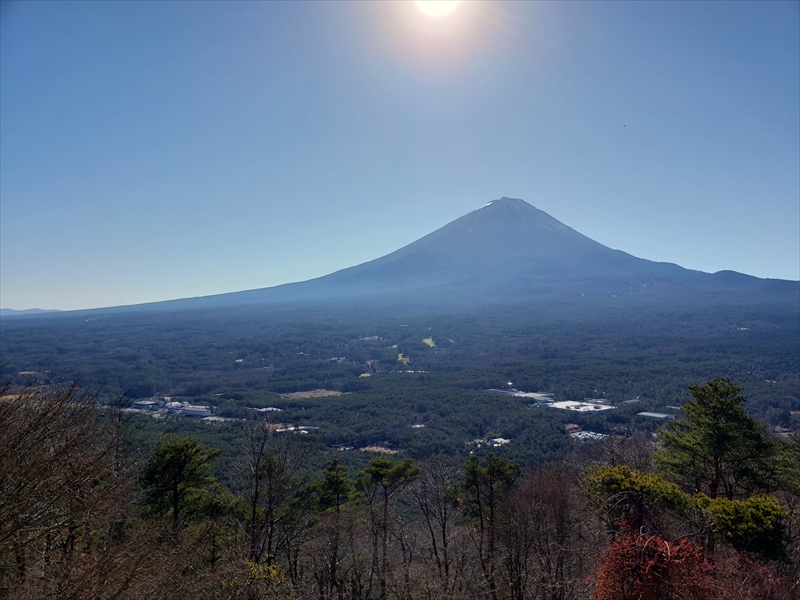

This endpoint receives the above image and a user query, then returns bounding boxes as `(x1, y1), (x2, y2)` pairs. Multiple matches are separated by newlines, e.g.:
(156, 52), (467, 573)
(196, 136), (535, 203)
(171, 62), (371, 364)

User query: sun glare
(415, 1), (461, 18)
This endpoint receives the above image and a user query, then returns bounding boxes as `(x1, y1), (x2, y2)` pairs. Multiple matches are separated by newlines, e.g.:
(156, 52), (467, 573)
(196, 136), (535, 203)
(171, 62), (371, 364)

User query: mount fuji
(7, 197), (796, 316)
(108, 197), (795, 313)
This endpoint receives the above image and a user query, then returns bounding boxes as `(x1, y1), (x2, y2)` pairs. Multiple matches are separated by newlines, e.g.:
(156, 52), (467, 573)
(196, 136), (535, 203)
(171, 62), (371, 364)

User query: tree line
(1, 379), (798, 599)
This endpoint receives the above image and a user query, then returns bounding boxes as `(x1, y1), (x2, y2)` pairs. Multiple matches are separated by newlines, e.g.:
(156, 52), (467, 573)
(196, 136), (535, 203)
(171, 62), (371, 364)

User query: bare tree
(0, 382), (145, 599)
(498, 465), (598, 600)
(236, 417), (310, 566)
(409, 456), (471, 600)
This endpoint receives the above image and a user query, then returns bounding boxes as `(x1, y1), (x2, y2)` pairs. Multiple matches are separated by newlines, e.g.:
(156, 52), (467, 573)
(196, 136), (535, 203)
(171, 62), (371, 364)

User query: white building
(182, 405), (212, 418)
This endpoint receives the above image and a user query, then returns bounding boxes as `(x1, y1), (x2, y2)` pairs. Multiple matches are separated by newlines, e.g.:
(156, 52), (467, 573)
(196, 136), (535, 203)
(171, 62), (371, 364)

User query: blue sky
(1, 0), (798, 310)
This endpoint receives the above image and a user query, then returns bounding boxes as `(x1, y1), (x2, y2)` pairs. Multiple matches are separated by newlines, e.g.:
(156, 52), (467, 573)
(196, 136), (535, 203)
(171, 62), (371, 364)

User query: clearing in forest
(279, 389), (343, 400)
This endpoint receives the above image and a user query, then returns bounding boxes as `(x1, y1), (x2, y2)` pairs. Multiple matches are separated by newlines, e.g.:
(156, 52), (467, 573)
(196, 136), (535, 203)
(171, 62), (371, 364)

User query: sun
(415, 1), (461, 18)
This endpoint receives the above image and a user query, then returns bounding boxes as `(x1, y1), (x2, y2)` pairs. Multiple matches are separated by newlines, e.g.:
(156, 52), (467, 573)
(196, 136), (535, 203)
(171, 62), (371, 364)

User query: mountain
(0, 308), (62, 318)
(304, 197), (693, 295)
(7, 198), (796, 316)
(143, 197), (792, 311)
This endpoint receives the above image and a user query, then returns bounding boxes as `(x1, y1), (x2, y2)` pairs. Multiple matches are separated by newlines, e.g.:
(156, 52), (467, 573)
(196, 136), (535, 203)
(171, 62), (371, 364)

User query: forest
(1, 378), (798, 599)
(1, 297), (798, 460)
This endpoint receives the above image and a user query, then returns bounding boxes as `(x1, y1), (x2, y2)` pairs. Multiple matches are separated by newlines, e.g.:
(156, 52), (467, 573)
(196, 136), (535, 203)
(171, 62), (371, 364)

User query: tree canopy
(140, 434), (221, 530)
(656, 378), (783, 500)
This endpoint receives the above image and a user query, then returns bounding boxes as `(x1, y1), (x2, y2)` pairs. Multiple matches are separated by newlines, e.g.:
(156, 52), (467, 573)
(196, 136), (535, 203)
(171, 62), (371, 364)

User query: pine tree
(656, 378), (782, 500)
(139, 434), (221, 531)
(359, 457), (421, 600)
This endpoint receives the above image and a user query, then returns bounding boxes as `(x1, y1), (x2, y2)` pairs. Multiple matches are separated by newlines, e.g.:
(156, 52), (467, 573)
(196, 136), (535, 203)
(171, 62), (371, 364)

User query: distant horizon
(2, 2), (798, 310)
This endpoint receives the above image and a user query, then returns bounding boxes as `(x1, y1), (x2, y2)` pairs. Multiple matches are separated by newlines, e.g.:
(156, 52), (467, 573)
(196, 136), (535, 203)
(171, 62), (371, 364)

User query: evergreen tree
(140, 434), (221, 531)
(359, 457), (421, 600)
(315, 458), (353, 513)
(309, 459), (354, 599)
(462, 453), (520, 600)
(656, 378), (782, 500)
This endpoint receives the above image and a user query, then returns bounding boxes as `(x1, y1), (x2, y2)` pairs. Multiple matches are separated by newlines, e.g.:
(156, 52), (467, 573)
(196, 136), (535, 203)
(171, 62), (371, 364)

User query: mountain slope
(312, 197), (691, 291)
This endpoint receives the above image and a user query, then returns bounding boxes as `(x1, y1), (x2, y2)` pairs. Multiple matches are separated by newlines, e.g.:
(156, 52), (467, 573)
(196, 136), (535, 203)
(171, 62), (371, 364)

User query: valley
(2, 295), (797, 470)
